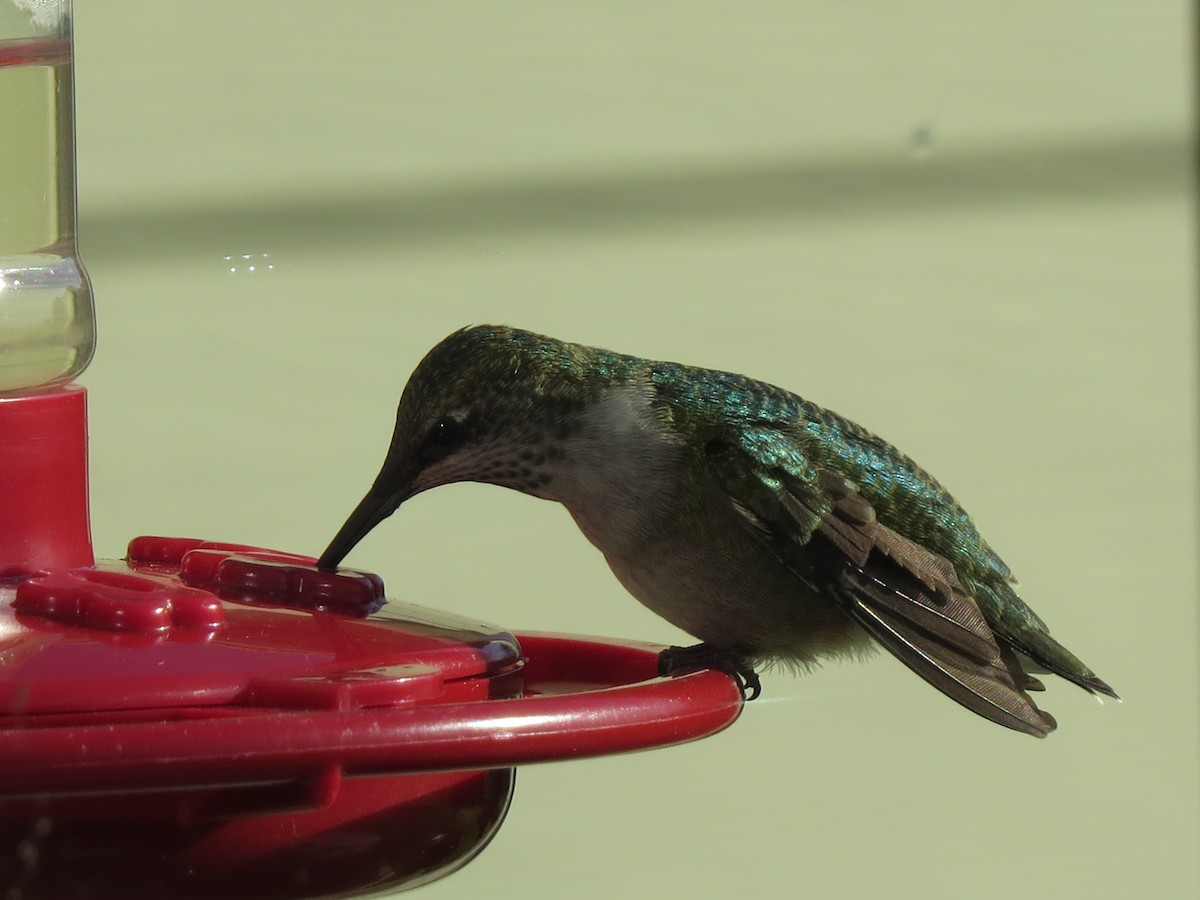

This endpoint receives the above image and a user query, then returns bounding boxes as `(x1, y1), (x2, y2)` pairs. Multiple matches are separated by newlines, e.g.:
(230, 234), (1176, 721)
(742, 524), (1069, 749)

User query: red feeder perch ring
(0, 532), (743, 898)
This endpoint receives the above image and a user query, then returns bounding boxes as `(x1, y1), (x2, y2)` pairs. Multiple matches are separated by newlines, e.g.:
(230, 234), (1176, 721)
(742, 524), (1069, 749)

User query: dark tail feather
(968, 579), (1120, 702)
(844, 583), (1057, 738)
(810, 483), (1057, 737)
(1009, 641), (1120, 700)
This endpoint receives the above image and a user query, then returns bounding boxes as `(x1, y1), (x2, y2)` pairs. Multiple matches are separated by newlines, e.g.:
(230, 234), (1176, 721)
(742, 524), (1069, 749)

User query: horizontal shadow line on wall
(82, 131), (1185, 261)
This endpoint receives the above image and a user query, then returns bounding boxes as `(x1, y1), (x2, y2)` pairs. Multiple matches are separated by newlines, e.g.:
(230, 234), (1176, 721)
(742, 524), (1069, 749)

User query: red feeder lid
(3, 536), (519, 719)
(0, 536), (743, 797)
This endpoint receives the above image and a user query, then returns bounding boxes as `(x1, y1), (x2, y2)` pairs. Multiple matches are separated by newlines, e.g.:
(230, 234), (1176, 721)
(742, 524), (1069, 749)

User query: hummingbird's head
(317, 325), (619, 569)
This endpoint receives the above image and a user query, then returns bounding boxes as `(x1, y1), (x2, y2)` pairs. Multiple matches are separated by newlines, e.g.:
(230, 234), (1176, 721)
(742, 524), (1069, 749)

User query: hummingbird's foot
(658, 643), (762, 701)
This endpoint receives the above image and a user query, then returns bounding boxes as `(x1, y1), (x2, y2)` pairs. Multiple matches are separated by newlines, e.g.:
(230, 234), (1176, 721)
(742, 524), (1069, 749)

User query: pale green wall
(74, 3), (1196, 898)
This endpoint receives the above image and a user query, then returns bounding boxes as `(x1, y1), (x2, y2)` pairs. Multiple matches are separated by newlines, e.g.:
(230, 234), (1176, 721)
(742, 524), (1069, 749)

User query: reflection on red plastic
(183, 553), (384, 615)
(128, 536), (317, 568)
(128, 537), (385, 615)
(126, 535), (209, 565)
(245, 665), (445, 710)
(13, 565), (224, 633)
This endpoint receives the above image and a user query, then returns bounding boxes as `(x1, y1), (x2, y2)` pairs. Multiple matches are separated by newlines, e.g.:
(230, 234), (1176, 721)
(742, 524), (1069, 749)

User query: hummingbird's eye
(419, 416), (466, 464)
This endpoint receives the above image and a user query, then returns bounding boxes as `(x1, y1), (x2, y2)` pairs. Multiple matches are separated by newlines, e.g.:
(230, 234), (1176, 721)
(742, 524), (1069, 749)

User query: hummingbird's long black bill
(317, 489), (406, 570)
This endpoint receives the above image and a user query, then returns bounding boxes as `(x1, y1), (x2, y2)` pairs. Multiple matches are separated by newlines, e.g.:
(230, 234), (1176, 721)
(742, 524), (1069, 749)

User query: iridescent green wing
(703, 424), (1056, 737)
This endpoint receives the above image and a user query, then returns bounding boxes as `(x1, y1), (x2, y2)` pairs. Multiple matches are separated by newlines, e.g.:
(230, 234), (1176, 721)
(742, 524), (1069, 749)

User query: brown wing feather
(814, 470), (1056, 737)
(706, 434), (1057, 737)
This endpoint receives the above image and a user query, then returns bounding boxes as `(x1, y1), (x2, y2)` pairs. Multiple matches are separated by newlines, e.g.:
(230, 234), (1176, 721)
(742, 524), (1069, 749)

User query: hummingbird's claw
(739, 668), (762, 702)
(658, 643), (762, 702)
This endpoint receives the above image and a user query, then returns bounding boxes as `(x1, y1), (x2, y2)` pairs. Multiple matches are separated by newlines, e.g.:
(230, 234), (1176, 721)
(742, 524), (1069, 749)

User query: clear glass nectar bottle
(0, 0), (95, 395)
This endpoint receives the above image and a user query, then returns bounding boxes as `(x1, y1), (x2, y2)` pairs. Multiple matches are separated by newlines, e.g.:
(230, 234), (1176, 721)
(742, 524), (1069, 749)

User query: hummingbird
(317, 325), (1117, 737)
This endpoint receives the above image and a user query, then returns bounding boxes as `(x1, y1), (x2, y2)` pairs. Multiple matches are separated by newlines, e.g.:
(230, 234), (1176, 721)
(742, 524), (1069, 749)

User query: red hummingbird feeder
(0, 5), (742, 897)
